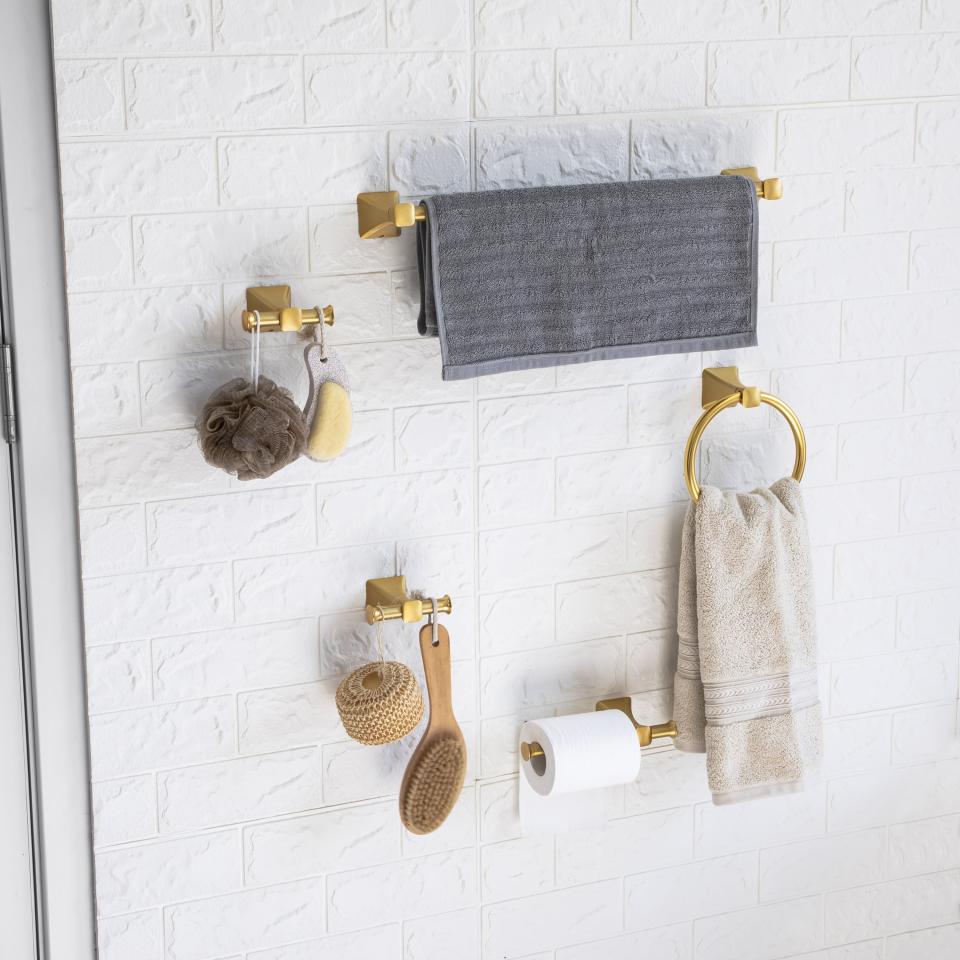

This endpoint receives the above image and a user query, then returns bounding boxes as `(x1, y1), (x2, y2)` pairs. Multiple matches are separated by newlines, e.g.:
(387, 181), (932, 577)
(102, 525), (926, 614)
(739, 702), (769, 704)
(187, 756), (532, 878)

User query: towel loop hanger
(684, 367), (806, 502)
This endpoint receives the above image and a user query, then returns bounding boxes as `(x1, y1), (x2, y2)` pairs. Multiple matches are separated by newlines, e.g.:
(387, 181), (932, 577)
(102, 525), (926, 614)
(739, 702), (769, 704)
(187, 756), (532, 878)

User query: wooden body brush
(399, 621), (467, 834)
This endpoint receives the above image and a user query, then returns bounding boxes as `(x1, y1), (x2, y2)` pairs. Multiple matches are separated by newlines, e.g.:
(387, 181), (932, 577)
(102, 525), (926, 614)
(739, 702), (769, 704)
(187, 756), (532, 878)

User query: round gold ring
(683, 392), (806, 502)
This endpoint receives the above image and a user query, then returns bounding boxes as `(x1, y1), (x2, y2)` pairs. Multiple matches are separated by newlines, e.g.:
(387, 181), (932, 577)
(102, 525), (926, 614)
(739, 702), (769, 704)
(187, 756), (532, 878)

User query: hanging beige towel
(673, 478), (822, 805)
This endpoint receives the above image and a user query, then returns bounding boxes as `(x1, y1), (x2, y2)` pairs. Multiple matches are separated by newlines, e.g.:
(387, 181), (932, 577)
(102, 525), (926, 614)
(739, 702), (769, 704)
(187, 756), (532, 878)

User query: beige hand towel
(673, 478), (822, 805)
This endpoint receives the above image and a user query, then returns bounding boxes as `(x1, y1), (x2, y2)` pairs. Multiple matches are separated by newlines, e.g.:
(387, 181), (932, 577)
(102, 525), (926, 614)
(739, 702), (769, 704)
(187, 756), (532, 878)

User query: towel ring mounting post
(684, 366), (806, 502)
(356, 166), (782, 239)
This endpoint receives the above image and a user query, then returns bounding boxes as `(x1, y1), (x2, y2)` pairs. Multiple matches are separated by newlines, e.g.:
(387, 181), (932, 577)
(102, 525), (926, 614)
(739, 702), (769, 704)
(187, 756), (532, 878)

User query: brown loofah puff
(198, 376), (307, 481)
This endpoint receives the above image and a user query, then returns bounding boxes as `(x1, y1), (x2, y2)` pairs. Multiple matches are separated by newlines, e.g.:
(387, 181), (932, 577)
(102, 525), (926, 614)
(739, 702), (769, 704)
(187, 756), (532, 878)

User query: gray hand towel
(673, 478), (822, 805)
(417, 175), (758, 381)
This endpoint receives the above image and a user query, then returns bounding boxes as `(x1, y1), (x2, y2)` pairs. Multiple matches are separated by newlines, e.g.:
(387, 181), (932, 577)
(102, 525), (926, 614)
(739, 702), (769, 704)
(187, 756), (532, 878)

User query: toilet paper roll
(518, 709), (642, 835)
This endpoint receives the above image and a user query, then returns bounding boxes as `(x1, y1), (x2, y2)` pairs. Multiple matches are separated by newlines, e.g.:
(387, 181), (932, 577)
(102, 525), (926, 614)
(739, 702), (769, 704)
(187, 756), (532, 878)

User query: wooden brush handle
(418, 623), (456, 727)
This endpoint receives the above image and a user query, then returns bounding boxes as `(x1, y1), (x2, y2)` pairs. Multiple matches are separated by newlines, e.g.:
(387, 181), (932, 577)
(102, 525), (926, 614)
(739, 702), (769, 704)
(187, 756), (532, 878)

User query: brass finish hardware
(684, 366), (807, 502)
(520, 740), (544, 762)
(357, 191), (427, 239)
(519, 697), (677, 764)
(356, 168), (781, 239)
(595, 697), (678, 747)
(720, 165), (784, 200)
(364, 575), (452, 625)
(241, 285), (335, 333)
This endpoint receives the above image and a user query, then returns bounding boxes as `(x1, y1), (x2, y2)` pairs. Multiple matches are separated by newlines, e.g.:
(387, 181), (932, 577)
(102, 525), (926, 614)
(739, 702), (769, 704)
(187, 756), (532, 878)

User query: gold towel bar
(365, 575), (452, 625)
(241, 284), (335, 333)
(520, 696), (677, 762)
(684, 367), (807, 502)
(356, 166), (782, 239)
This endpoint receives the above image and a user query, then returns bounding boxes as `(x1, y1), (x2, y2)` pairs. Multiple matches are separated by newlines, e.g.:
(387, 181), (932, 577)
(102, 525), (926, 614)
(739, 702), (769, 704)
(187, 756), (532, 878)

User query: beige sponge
(307, 380), (352, 461)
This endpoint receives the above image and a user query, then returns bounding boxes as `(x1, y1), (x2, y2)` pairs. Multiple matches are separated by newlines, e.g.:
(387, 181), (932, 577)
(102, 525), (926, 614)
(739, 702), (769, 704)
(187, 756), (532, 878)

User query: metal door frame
(0, 2), (97, 958)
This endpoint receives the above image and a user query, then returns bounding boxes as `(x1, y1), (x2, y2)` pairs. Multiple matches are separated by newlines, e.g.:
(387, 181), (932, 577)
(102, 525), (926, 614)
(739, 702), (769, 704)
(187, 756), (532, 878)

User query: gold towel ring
(684, 368), (806, 502)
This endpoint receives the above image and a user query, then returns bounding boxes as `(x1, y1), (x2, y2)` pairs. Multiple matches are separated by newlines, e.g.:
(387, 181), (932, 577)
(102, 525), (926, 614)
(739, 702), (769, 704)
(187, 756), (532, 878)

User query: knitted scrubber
(336, 660), (423, 746)
(197, 376), (307, 480)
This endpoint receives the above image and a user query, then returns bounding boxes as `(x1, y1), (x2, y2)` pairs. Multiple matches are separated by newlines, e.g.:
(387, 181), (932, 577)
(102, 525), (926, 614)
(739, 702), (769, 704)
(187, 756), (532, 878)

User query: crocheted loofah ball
(198, 376), (307, 481)
(336, 661), (424, 746)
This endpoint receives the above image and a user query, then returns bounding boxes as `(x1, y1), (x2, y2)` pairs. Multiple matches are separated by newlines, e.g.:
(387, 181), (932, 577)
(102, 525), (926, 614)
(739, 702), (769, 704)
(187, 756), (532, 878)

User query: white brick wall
(50, 0), (960, 958)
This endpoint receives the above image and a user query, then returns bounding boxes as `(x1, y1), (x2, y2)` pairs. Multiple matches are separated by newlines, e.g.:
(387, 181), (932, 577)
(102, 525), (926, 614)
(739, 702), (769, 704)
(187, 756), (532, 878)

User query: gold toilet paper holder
(519, 697), (677, 762)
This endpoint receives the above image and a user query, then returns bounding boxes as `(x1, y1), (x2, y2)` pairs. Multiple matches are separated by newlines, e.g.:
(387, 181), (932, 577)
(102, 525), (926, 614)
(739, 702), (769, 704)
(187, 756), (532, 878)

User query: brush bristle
(400, 734), (467, 834)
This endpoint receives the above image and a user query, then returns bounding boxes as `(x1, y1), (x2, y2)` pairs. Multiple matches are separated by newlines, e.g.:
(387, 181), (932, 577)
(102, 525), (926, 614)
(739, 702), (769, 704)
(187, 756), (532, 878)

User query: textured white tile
(828, 759), (960, 832)
(61, 140), (215, 216)
(476, 121), (631, 190)
(759, 829), (886, 902)
(328, 850), (478, 931)
(774, 235), (908, 304)
(480, 636), (624, 716)
(476, 51), (554, 118)
(306, 54), (469, 125)
(835, 532), (960, 600)
(556, 568), (678, 645)
(897, 589), (960, 649)
(478, 460), (555, 528)
(778, 104), (916, 173)
(96, 831), (239, 915)
(558, 923), (692, 960)
(695, 787), (826, 858)
(63, 217), (132, 292)
(709, 39), (849, 106)
(917, 101), (960, 163)
(91, 775), (158, 847)
(86, 641), (152, 713)
(781, 0), (918, 34)
(97, 911), (162, 960)
(853, 34), (960, 98)
(56, 59), (123, 135)
(558, 44), (705, 114)
(479, 515), (626, 592)
(556, 808), (692, 885)
(403, 908), (477, 960)
(126, 56), (302, 130)
(626, 853), (756, 930)
(482, 879), (622, 957)
(164, 879), (325, 960)
(158, 748), (321, 831)
(910, 227), (960, 291)
(53, 0), (211, 53)
(244, 801), (399, 885)
(83, 563), (233, 644)
(694, 896), (823, 960)
(479, 386), (626, 462)
(147, 487), (314, 566)
(481, 835), (555, 902)
(79, 505), (147, 577)
(388, 0), (468, 48)
(476, 0), (629, 47)
(389, 128), (471, 197)
(220, 132), (385, 207)
(134, 209), (307, 284)
(214, 0), (384, 50)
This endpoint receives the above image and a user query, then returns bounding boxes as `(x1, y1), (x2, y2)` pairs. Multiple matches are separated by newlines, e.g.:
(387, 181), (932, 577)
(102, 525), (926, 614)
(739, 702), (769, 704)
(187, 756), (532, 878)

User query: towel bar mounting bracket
(357, 191), (426, 239)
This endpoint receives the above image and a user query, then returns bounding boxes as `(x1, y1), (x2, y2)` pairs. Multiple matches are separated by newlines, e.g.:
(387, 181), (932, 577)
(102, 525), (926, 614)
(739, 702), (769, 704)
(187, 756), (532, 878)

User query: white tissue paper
(518, 709), (642, 835)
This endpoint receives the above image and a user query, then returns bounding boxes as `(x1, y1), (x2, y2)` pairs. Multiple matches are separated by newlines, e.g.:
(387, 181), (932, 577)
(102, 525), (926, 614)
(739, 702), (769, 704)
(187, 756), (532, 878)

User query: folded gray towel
(673, 479), (822, 805)
(417, 175), (758, 381)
